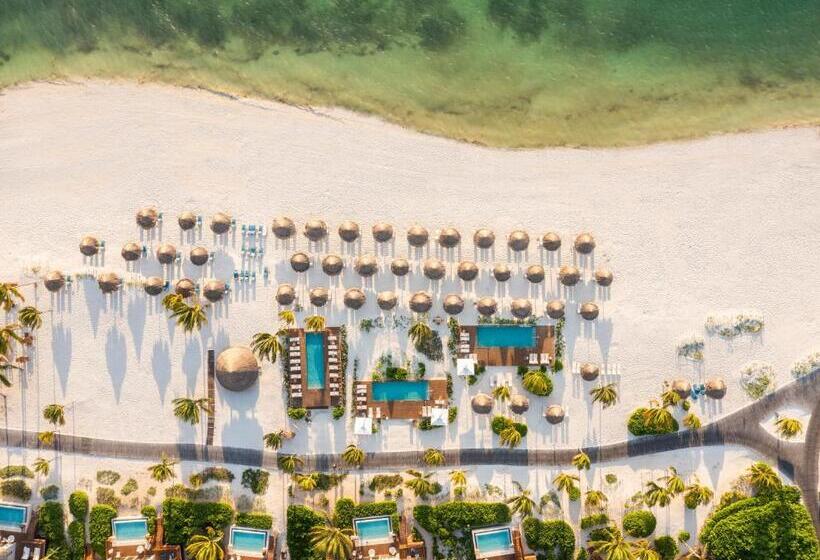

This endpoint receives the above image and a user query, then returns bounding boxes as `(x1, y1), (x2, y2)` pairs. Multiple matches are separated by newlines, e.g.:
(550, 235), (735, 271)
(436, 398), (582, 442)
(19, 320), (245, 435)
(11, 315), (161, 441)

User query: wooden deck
(286, 328), (342, 410)
(351, 513), (425, 560)
(104, 539), (181, 560)
(458, 326), (555, 367)
(353, 379), (448, 420)
(0, 510), (45, 560)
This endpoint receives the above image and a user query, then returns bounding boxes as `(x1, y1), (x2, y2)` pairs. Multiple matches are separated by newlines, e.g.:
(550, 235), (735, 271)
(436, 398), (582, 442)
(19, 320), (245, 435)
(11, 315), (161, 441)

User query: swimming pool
(230, 526), (269, 556)
(353, 516), (393, 545)
(111, 517), (148, 543)
(305, 332), (326, 389)
(472, 527), (514, 558)
(476, 325), (535, 348)
(371, 381), (429, 401)
(0, 503), (28, 530)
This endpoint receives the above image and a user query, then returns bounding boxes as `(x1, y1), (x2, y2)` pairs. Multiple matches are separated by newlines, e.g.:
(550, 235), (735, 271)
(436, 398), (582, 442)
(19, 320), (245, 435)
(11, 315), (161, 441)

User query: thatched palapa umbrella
(338, 221), (360, 242)
(525, 265), (545, 283)
(511, 298), (532, 319)
(546, 300), (565, 319)
(471, 393), (493, 414)
(542, 232), (561, 251)
(580, 363), (600, 381)
(377, 291), (398, 310)
(215, 346), (259, 392)
(574, 233), (596, 254)
(671, 379), (692, 399)
(493, 263), (511, 282)
(121, 242), (141, 262)
(344, 288), (366, 310)
(443, 294), (464, 315)
(144, 276), (164, 296)
(272, 216), (296, 239)
(438, 227), (460, 248)
(705, 378), (727, 399)
(98, 272), (121, 294)
(545, 405), (565, 424)
(309, 287), (329, 307)
(407, 225), (429, 247)
(276, 284), (296, 306)
(44, 271), (65, 293)
(372, 222), (394, 243)
(178, 211), (197, 231)
(457, 261), (478, 281)
(203, 279), (226, 302)
(322, 254), (344, 276)
(474, 228), (495, 249)
(476, 297), (497, 316)
(390, 258), (410, 276)
(595, 268), (614, 287)
(290, 252), (311, 273)
(136, 207), (158, 230)
(304, 219), (328, 242)
(210, 212), (232, 234)
(423, 258), (446, 280)
(175, 278), (195, 298)
(157, 243), (177, 265)
(409, 292), (432, 313)
(80, 236), (99, 256)
(559, 265), (581, 286)
(355, 254), (378, 277)
(510, 395), (530, 414)
(508, 230), (530, 251)
(190, 247), (209, 266)
(579, 302), (599, 320)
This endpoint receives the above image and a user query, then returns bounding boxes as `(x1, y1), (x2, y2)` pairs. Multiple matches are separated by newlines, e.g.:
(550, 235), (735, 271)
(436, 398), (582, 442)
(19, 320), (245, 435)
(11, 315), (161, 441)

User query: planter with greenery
(89, 504), (117, 556)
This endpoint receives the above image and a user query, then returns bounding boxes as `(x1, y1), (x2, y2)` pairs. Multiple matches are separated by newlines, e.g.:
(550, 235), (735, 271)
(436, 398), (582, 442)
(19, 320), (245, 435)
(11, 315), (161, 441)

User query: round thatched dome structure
(272, 216), (296, 239)
(321, 254), (344, 276)
(542, 232), (561, 251)
(343, 288), (366, 310)
(546, 300), (565, 319)
(44, 271), (65, 293)
(525, 265), (545, 283)
(355, 254), (378, 277)
(705, 378), (727, 399)
(443, 294), (465, 315)
(580, 363), (600, 381)
(671, 379), (692, 399)
(474, 228), (495, 248)
(438, 227), (461, 248)
(574, 233), (596, 254)
(210, 212), (232, 234)
(290, 252), (311, 273)
(275, 284), (296, 306)
(190, 247), (209, 266)
(178, 211), (197, 231)
(304, 219), (328, 242)
(80, 236), (99, 256)
(471, 393), (493, 414)
(545, 405), (565, 424)
(579, 302), (599, 320)
(157, 243), (177, 265)
(390, 258), (410, 276)
(215, 347), (259, 391)
(136, 207), (158, 229)
(559, 265), (581, 286)
(493, 263), (511, 282)
(476, 297), (497, 316)
(508, 230), (530, 251)
(202, 279), (226, 302)
(98, 272), (121, 294)
(309, 287), (329, 307)
(511, 298), (532, 319)
(121, 242), (141, 262)
(407, 225), (429, 247)
(338, 221), (360, 242)
(175, 278), (195, 297)
(372, 222), (394, 243)
(409, 292), (433, 313)
(377, 291), (398, 310)
(423, 259), (446, 280)
(595, 268), (614, 287)
(457, 261), (479, 282)
(144, 276), (164, 296)
(510, 395), (530, 414)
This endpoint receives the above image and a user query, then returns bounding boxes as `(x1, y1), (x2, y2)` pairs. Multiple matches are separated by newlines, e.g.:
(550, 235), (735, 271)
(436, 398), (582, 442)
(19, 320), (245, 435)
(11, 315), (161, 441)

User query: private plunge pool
(0, 502), (28, 531)
(472, 527), (514, 558)
(371, 380), (429, 401)
(111, 517), (149, 544)
(476, 325), (535, 348)
(229, 526), (269, 556)
(305, 331), (326, 389)
(353, 516), (393, 545)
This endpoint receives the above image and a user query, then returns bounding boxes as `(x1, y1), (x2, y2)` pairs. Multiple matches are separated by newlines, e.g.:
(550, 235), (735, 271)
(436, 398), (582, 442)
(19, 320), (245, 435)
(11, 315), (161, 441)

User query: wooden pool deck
(458, 325), (555, 368)
(0, 509), (45, 560)
(286, 328), (342, 410)
(353, 379), (448, 420)
(351, 513), (425, 560)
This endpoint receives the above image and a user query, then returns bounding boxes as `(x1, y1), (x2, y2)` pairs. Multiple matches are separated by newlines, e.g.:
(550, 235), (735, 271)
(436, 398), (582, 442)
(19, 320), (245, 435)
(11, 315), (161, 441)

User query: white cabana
(457, 358), (475, 377)
(354, 416), (373, 435)
(430, 407), (449, 427)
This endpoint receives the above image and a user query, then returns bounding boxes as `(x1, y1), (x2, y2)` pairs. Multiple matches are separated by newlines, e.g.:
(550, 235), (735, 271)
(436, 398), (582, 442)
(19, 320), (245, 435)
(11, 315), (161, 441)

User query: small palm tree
(305, 315), (326, 332)
(589, 528), (634, 560)
(309, 514), (353, 560)
(148, 453), (177, 483)
(745, 462), (781, 493)
(572, 450), (591, 471)
(774, 417), (803, 439)
(632, 539), (660, 560)
(0, 283), (24, 312)
(250, 331), (285, 364)
(553, 472), (580, 494)
(683, 478), (713, 508)
(295, 473), (319, 492)
(162, 293), (184, 310)
(404, 470), (437, 499)
(18, 307), (44, 330)
(43, 404), (66, 426)
(585, 489), (608, 510)
(342, 444), (366, 467)
(33, 457), (50, 477)
(170, 301), (207, 332)
(590, 383), (618, 408)
(449, 470), (467, 488)
(278, 310), (296, 326)
(642, 402), (676, 433)
(0, 371), (11, 388)
(263, 430), (293, 450)
(492, 384), (511, 402)
(172, 397), (212, 425)
(37, 431), (55, 446)
(408, 319), (432, 345)
(498, 425), (523, 448)
(423, 448), (445, 467)
(683, 413), (701, 430)
(506, 481), (538, 518)
(660, 389), (682, 408)
(661, 466), (685, 495)
(522, 370), (549, 395)
(278, 454), (304, 474)
(185, 527), (224, 560)
(643, 481), (673, 507)
(0, 323), (24, 357)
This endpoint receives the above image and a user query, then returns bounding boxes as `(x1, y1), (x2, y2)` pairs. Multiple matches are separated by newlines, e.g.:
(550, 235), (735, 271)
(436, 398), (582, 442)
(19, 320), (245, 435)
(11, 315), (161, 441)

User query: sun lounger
(375, 408), (382, 419)
(357, 405), (367, 412)
(529, 353), (538, 365)
(368, 408), (374, 418)
(328, 335), (337, 341)
(540, 353), (550, 363)
(330, 390), (339, 397)
(34, 549), (41, 560)
(22, 547), (30, 560)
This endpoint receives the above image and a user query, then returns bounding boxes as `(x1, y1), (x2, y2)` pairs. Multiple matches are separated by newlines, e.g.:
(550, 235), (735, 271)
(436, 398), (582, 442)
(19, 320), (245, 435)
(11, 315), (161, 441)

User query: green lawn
(1, 0), (818, 147)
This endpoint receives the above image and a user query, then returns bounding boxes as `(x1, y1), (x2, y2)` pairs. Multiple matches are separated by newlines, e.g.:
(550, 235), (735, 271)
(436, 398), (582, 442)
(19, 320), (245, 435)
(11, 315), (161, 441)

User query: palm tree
(263, 430), (293, 450)
(589, 528), (634, 560)
(294, 473), (319, 492)
(683, 413), (701, 430)
(185, 528), (224, 560)
(585, 489), (608, 510)
(251, 331), (285, 364)
(643, 481), (673, 507)
(278, 454), (304, 474)
(0, 283), (24, 312)
(631, 540), (660, 560)
(642, 402), (676, 433)
(172, 397), (212, 425)
(661, 466), (685, 495)
(162, 293), (184, 310)
(33, 457), (50, 477)
(37, 431), (55, 446)
(498, 426), (523, 448)
(0, 370), (11, 388)
(590, 383), (618, 408)
(278, 310), (296, 327)
(553, 472), (579, 494)
(423, 448), (445, 467)
(660, 389), (681, 408)
(18, 307), (43, 330)
(342, 444), (365, 467)
(305, 315), (326, 332)
(683, 478), (714, 508)
(309, 514), (353, 560)
(506, 481), (538, 518)
(404, 470), (437, 499)
(522, 370), (549, 395)
(170, 301), (207, 332)
(0, 323), (24, 357)
(572, 450), (591, 471)
(774, 417), (803, 439)
(408, 319), (432, 346)
(148, 454), (177, 483)
(744, 462), (781, 493)
(492, 384), (511, 402)
(449, 470), (467, 488)
(43, 404), (66, 426)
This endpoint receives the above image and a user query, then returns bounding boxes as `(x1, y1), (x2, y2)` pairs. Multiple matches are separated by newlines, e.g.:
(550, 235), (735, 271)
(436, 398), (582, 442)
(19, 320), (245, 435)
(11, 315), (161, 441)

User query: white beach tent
(457, 358), (475, 377)
(354, 416), (373, 435)
(430, 407), (449, 427)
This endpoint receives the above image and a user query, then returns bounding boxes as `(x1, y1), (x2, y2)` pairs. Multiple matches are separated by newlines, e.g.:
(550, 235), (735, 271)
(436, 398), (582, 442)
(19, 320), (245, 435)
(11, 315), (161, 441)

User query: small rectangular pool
(473, 527), (514, 558)
(305, 332), (326, 389)
(112, 517), (149, 543)
(476, 325), (535, 348)
(371, 381), (429, 401)
(230, 526), (269, 556)
(0, 503), (28, 530)
(353, 516), (393, 545)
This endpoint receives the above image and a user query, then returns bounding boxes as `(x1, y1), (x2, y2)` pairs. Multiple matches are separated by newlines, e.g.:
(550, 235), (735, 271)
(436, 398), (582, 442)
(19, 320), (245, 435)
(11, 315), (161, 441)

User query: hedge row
(521, 517), (574, 560)
(235, 512), (273, 530)
(161, 498), (234, 545)
(334, 498), (397, 530)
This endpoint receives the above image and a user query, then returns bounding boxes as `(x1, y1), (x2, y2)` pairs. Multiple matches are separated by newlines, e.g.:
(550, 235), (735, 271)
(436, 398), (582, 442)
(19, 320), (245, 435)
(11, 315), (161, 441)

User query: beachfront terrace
(286, 327), (343, 409)
(458, 325), (555, 368)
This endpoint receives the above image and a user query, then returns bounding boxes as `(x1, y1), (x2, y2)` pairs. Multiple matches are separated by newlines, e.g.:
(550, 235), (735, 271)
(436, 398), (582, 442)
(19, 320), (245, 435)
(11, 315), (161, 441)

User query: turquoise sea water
(231, 528), (268, 553)
(473, 528), (513, 554)
(305, 332), (325, 389)
(476, 325), (535, 348)
(354, 517), (392, 543)
(371, 381), (429, 401)
(112, 518), (148, 542)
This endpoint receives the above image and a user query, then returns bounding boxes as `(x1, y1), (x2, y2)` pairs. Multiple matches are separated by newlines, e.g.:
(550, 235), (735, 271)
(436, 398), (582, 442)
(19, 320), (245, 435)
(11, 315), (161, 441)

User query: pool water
(305, 332), (326, 389)
(354, 517), (392, 544)
(476, 325), (535, 348)
(371, 381), (429, 401)
(0, 503), (27, 527)
(231, 527), (268, 553)
(473, 528), (513, 555)
(112, 518), (148, 542)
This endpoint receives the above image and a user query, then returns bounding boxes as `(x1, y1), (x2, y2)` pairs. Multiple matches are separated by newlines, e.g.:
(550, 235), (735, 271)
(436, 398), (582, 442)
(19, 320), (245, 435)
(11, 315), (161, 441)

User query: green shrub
(521, 517), (574, 560)
(627, 408), (678, 436)
(189, 467), (234, 487)
(417, 417), (439, 431)
(69, 491), (89, 520)
(141, 505), (157, 535)
(417, 6), (465, 50)
(491, 415), (511, 434)
(568, 486), (581, 502)
(576, 549), (588, 560)
(588, 526), (619, 543)
(334, 498), (396, 529)
(580, 513), (610, 529)
(604, 473), (618, 484)
(415, 330), (443, 362)
(96, 487), (120, 509)
(68, 520), (86, 560)
(716, 490), (748, 511)
(241, 469), (270, 495)
(235, 512), (273, 530)
(448, 406), (458, 423)
(120, 478), (138, 496)
(332, 405), (345, 420)
(287, 407), (308, 420)
(622, 510), (656, 538)
(160, 498), (234, 545)
(286, 505), (323, 560)
(0, 465), (34, 479)
(40, 484), (60, 500)
(653, 536), (678, 560)
(37, 502), (67, 554)
(677, 530), (690, 542)
(413, 501), (510, 535)
(89, 505), (117, 557)
(95, 470), (121, 485)
(369, 474), (403, 492)
(1, 479), (32, 500)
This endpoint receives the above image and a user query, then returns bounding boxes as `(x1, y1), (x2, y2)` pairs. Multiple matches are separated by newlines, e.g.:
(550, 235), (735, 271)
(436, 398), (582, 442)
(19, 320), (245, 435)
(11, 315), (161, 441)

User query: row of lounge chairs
(288, 337), (303, 399)
(528, 353), (552, 365)
(327, 333), (341, 399)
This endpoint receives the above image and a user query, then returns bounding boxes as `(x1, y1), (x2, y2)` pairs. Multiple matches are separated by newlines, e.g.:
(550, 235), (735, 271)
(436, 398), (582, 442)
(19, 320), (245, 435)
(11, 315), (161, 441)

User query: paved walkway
(4, 370), (817, 530)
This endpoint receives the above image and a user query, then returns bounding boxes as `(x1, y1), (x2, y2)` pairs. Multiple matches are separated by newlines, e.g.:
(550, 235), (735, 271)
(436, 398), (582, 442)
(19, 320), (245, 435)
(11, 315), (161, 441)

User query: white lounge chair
(22, 547), (30, 560)
(330, 390), (339, 397)
(33, 549), (41, 560)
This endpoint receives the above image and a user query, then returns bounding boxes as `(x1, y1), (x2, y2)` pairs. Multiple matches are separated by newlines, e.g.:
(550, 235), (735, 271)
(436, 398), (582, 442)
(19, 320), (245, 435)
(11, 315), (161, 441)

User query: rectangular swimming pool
(305, 332), (326, 389)
(0, 503), (28, 529)
(112, 517), (148, 543)
(473, 527), (513, 558)
(476, 325), (535, 348)
(353, 516), (393, 545)
(371, 381), (429, 401)
(230, 526), (269, 556)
